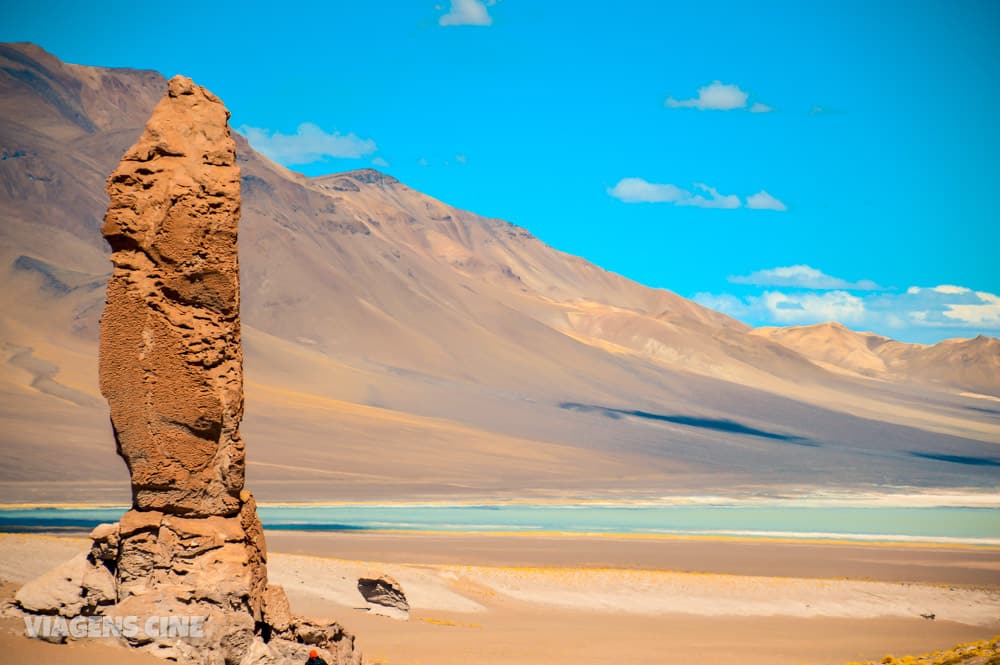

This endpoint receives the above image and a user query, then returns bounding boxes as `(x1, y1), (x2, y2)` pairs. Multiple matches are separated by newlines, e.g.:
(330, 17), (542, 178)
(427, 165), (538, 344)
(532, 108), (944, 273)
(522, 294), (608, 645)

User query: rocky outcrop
(357, 575), (409, 620)
(100, 74), (245, 517)
(14, 76), (362, 665)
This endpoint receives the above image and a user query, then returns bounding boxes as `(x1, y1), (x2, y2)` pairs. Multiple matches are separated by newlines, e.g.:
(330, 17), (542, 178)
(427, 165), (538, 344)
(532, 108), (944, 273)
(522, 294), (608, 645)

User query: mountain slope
(1, 43), (997, 503)
(752, 323), (1000, 396)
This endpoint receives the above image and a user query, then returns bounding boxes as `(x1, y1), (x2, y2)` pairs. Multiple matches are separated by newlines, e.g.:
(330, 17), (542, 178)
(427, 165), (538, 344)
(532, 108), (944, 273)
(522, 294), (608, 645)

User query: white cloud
(455, 153), (468, 164)
(685, 183), (740, 209)
(695, 282), (1000, 341)
(608, 178), (782, 211)
(239, 123), (376, 165)
(763, 290), (866, 324)
(694, 290), (866, 325)
(885, 287), (1000, 331)
(665, 80), (774, 113)
(371, 156), (389, 167)
(439, 0), (493, 26)
(666, 81), (748, 110)
(745, 190), (787, 211)
(933, 285), (972, 295)
(607, 178), (689, 204)
(729, 265), (884, 290)
(417, 157), (429, 167)
(942, 291), (1000, 327)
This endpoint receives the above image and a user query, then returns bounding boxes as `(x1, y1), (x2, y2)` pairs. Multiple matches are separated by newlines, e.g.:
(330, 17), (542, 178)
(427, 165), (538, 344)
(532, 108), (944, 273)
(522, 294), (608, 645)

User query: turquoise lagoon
(0, 502), (998, 545)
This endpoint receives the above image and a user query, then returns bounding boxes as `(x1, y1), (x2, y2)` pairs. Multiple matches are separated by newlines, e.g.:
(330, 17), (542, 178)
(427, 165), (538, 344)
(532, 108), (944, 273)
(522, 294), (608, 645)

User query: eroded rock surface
(14, 75), (362, 665)
(357, 575), (409, 620)
(100, 75), (244, 517)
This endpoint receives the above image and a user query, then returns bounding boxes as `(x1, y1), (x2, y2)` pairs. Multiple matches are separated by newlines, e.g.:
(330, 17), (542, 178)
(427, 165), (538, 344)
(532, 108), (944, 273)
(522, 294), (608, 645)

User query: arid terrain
(1, 38), (999, 665)
(1, 42), (997, 507)
(2, 532), (998, 665)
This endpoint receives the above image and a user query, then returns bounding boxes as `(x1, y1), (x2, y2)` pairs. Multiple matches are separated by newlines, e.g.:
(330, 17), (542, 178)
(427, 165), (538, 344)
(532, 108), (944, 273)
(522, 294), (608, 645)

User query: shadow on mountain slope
(559, 402), (818, 446)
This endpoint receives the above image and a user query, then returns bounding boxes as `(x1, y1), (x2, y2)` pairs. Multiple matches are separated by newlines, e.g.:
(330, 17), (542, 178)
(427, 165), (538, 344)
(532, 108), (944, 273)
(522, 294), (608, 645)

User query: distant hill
(753, 322), (1000, 396)
(1, 43), (997, 503)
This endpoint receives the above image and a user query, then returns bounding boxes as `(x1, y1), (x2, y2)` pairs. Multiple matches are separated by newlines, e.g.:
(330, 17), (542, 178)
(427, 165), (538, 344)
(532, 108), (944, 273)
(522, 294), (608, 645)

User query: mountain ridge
(753, 322), (999, 395)
(1, 42), (997, 503)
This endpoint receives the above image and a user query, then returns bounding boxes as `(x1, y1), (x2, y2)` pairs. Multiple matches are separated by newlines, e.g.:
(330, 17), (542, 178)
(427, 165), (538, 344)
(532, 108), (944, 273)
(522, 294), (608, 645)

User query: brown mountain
(1, 43), (997, 504)
(752, 322), (1000, 396)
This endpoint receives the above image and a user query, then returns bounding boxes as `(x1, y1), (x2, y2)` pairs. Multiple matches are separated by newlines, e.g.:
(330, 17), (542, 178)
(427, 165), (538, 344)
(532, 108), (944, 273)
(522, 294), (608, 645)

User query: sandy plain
(1, 530), (999, 665)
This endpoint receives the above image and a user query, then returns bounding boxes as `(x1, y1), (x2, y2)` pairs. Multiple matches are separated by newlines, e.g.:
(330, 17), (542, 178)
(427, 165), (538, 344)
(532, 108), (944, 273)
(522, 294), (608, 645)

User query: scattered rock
(14, 555), (86, 617)
(117, 509), (162, 537)
(80, 560), (116, 605)
(263, 584), (293, 633)
(14, 553), (113, 617)
(358, 574), (409, 620)
(330, 177), (361, 192)
(340, 168), (398, 185)
(89, 522), (120, 562)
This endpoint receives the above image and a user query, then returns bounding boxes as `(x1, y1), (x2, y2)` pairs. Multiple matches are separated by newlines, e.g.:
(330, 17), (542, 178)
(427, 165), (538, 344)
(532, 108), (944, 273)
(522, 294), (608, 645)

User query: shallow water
(0, 503), (998, 545)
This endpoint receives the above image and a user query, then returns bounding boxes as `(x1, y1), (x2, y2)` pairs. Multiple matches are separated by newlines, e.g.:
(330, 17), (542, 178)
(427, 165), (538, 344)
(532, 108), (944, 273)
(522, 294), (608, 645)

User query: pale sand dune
(2, 532), (999, 665)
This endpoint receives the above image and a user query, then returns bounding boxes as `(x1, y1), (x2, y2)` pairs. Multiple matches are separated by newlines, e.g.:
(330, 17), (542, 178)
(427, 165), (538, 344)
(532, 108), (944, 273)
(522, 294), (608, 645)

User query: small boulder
(81, 561), (116, 605)
(357, 574), (409, 620)
(263, 584), (293, 634)
(89, 522), (120, 561)
(118, 509), (163, 537)
(293, 616), (343, 645)
(15, 553), (89, 617)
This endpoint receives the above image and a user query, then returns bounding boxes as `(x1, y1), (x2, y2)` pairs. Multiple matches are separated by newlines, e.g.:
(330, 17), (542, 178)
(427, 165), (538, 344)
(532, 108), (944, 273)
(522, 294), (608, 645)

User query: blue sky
(4, 0), (999, 343)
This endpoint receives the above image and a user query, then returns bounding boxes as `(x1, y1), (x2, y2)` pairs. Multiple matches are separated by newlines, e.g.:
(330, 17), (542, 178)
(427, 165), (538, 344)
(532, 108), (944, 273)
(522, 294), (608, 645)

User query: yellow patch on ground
(418, 617), (482, 629)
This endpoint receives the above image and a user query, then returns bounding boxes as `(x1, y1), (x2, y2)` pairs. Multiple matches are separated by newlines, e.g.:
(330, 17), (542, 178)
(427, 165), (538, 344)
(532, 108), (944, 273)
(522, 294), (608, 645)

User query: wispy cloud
(941, 291), (1000, 327)
(607, 178), (689, 204)
(745, 190), (787, 211)
(729, 265), (883, 290)
(909, 285), (970, 295)
(695, 282), (1000, 341)
(905, 287), (1000, 328)
(765, 290), (867, 324)
(439, 0), (494, 26)
(372, 156), (390, 167)
(239, 123), (376, 165)
(809, 105), (846, 116)
(686, 183), (740, 209)
(608, 178), (784, 211)
(694, 291), (865, 325)
(665, 81), (772, 112)
(667, 81), (747, 110)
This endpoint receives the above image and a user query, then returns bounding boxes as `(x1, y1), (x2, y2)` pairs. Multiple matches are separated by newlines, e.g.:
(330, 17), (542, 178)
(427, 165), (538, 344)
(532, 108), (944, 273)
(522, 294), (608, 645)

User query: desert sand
(2, 531), (998, 665)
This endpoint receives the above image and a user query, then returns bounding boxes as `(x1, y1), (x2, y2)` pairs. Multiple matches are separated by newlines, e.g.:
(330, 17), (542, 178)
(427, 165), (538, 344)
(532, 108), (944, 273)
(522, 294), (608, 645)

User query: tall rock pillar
(100, 75), (245, 518)
(13, 76), (361, 665)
